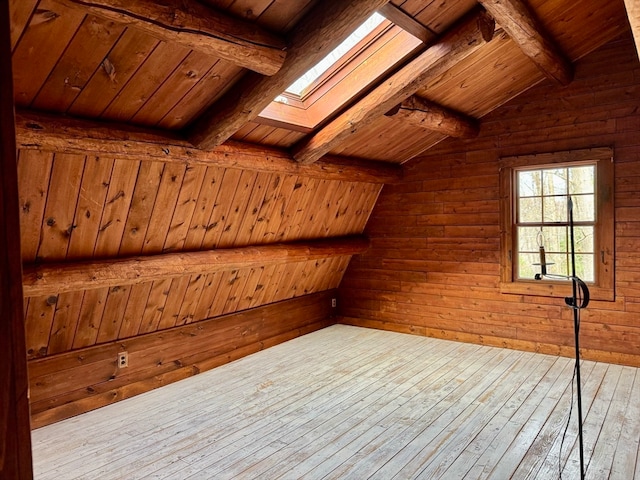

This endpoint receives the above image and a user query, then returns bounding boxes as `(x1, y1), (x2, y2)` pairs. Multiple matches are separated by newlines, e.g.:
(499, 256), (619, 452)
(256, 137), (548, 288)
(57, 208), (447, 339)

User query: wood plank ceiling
(8, 0), (630, 372)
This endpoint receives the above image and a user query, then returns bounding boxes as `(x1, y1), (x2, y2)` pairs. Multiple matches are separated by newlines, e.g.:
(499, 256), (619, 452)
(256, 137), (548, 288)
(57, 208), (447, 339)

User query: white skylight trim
(285, 12), (386, 96)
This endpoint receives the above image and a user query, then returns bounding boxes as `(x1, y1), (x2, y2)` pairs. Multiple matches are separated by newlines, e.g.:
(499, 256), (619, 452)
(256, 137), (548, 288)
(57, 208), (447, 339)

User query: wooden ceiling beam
(377, 4), (436, 44)
(54, 0), (286, 75)
(15, 110), (401, 184)
(22, 236), (370, 297)
(188, 0), (390, 150)
(292, 9), (495, 165)
(624, 0), (640, 60)
(477, 0), (573, 85)
(385, 95), (479, 138)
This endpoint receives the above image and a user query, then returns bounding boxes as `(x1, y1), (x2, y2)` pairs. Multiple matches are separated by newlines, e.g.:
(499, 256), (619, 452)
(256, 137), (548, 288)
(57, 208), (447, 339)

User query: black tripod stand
(535, 196), (590, 479)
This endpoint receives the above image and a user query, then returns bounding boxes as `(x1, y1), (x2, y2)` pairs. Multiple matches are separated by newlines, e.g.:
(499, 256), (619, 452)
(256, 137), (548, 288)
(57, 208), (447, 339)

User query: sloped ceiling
(9, 0), (631, 358)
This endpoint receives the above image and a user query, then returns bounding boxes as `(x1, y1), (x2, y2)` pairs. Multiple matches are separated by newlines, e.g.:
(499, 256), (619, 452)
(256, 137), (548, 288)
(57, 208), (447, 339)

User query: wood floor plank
(188, 339), (470, 479)
(32, 327), (362, 474)
(441, 356), (566, 478)
(30, 326), (640, 480)
(609, 369), (640, 479)
(586, 365), (636, 479)
(36, 328), (398, 478)
(235, 342), (472, 478)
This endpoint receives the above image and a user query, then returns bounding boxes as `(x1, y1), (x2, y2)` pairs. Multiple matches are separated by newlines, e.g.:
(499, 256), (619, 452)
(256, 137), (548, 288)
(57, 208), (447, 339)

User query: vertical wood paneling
(118, 161), (164, 256)
(176, 274), (208, 325)
(193, 272), (225, 321)
(93, 159), (140, 257)
(216, 170), (258, 248)
(17, 150), (53, 262)
(247, 174), (286, 244)
(95, 285), (131, 343)
(183, 166), (226, 249)
(138, 279), (172, 334)
(66, 156), (114, 259)
(37, 153), (85, 261)
(233, 172), (274, 246)
(72, 288), (108, 349)
(201, 168), (244, 249)
(47, 290), (84, 354)
(24, 296), (56, 359)
(258, 175), (301, 244)
(163, 165), (208, 252)
(157, 276), (191, 330)
(141, 163), (187, 254)
(117, 283), (152, 339)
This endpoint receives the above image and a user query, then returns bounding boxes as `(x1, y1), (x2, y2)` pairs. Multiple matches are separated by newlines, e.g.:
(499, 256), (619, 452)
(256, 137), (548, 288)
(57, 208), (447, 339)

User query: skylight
(285, 12), (387, 96)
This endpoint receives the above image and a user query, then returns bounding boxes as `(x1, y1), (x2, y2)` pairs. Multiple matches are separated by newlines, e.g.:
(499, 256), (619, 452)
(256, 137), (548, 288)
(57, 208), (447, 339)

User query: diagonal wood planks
(188, 0), (390, 150)
(54, 0), (287, 75)
(292, 9), (495, 165)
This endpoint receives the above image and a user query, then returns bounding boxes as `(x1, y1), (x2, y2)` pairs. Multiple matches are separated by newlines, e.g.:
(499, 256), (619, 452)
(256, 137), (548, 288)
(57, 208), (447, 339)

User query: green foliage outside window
(515, 164), (596, 281)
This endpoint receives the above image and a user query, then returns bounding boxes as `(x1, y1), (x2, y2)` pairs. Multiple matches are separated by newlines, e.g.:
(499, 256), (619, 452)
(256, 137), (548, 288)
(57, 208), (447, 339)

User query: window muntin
(515, 164), (596, 282)
(499, 147), (614, 301)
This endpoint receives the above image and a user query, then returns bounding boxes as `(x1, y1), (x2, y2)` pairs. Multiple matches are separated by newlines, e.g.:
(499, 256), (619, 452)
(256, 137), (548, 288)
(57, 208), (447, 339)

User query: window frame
(257, 20), (423, 131)
(499, 148), (614, 301)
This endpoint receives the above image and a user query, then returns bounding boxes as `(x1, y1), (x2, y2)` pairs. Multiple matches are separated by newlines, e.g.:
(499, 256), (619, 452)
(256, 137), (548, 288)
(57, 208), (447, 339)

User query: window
(258, 11), (424, 131)
(500, 148), (614, 300)
(284, 12), (387, 97)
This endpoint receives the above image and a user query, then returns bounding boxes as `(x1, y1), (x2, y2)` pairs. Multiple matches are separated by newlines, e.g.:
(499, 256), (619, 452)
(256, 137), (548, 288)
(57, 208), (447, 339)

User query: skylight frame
(259, 11), (425, 132)
(285, 12), (388, 98)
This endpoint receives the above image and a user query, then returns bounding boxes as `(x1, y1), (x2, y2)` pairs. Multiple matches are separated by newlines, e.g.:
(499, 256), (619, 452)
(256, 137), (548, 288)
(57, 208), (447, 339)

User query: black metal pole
(568, 196), (585, 480)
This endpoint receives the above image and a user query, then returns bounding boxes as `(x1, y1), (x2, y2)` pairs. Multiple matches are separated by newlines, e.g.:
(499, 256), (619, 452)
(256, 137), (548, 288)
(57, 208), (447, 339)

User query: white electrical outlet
(118, 351), (128, 368)
(331, 298), (337, 308)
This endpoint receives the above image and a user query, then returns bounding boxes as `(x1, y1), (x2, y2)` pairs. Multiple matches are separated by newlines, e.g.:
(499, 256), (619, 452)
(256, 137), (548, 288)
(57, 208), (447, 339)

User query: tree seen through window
(516, 164), (596, 281)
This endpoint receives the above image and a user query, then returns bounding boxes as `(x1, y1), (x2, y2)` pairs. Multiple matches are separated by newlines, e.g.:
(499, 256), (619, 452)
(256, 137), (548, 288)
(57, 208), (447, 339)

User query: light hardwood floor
(31, 325), (640, 479)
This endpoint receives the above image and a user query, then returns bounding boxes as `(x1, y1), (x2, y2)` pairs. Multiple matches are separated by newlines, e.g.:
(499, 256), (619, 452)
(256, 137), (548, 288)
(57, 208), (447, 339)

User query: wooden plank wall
(339, 33), (640, 367)
(18, 155), (378, 361)
(18, 139), (380, 429)
(29, 290), (336, 428)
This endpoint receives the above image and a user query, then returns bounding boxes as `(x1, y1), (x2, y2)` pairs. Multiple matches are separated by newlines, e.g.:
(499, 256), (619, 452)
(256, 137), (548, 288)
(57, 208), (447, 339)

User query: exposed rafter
(188, 0), (390, 150)
(477, 0), (573, 85)
(377, 3), (436, 44)
(55, 0), (286, 75)
(15, 111), (402, 184)
(624, 0), (640, 60)
(292, 9), (495, 165)
(22, 236), (370, 297)
(385, 96), (480, 138)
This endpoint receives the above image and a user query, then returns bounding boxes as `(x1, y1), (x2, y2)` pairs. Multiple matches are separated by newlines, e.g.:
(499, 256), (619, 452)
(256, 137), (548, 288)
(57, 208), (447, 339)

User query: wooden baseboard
(30, 292), (336, 428)
(338, 316), (640, 368)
